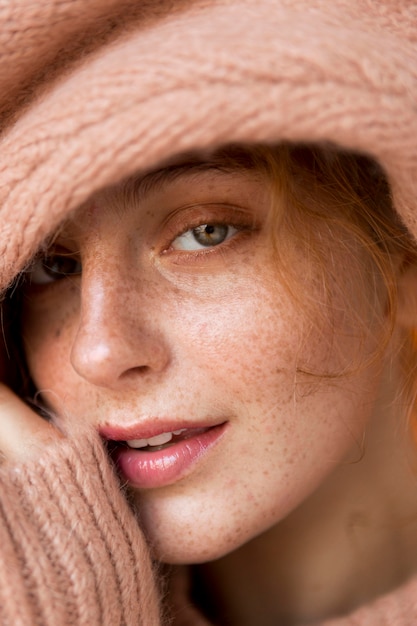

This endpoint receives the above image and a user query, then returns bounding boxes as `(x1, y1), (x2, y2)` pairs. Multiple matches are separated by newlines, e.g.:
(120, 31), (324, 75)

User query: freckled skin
(21, 168), (389, 572)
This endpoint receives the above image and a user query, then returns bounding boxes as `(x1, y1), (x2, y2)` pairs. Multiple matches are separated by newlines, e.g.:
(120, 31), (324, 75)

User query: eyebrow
(123, 153), (257, 203)
(111, 141), (270, 207)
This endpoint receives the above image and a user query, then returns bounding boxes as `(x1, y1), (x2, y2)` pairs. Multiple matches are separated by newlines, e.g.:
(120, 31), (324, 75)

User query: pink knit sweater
(0, 0), (417, 624)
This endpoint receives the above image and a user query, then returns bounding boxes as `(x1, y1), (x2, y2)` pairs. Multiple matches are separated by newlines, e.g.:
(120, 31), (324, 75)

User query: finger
(0, 384), (63, 464)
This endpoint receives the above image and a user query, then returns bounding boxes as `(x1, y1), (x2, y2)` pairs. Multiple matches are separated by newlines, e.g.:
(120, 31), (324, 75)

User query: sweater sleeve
(0, 433), (161, 626)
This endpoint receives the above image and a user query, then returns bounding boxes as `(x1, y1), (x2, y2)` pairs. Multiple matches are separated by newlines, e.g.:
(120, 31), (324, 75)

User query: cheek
(21, 285), (80, 394)
(171, 271), (315, 411)
(182, 276), (376, 454)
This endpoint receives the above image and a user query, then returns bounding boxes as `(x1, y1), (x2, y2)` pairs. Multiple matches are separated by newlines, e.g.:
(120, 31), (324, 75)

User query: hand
(0, 384), (63, 465)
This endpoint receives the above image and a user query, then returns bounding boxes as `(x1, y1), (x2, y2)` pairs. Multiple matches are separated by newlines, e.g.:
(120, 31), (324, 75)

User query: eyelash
(167, 223), (247, 256)
(161, 206), (256, 256)
(24, 249), (82, 286)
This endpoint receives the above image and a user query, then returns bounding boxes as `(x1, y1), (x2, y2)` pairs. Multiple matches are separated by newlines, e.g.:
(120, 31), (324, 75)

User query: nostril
(119, 364), (152, 379)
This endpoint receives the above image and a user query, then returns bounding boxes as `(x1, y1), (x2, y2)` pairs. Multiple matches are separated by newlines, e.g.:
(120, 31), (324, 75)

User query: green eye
(172, 224), (238, 251)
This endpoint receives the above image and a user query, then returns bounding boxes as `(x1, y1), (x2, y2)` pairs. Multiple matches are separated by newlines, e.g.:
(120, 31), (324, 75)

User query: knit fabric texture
(0, 0), (417, 624)
(0, 434), (161, 626)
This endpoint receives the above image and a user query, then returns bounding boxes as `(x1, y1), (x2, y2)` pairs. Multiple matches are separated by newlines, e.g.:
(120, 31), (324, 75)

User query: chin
(139, 510), (263, 565)
(148, 536), (240, 565)
(129, 480), (286, 565)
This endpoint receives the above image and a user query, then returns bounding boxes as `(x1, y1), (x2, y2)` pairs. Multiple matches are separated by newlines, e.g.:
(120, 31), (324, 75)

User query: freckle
(55, 327), (62, 338)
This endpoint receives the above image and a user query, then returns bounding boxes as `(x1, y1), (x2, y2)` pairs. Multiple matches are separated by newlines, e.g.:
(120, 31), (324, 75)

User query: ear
(396, 261), (417, 329)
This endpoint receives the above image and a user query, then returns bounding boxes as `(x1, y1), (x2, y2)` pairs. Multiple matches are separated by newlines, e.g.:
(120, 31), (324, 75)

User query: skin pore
(18, 149), (417, 625)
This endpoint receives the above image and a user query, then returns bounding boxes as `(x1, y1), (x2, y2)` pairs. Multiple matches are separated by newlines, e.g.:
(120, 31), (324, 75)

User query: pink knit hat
(0, 0), (416, 290)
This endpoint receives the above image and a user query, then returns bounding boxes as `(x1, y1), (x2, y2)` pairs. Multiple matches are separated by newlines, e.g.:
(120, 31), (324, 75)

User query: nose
(70, 269), (170, 389)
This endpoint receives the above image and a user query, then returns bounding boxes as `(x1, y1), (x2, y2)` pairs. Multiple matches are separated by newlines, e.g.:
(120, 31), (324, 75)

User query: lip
(103, 421), (227, 490)
(99, 418), (224, 442)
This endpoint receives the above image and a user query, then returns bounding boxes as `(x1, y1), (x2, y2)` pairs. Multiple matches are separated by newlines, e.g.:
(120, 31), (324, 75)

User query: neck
(194, 362), (417, 625)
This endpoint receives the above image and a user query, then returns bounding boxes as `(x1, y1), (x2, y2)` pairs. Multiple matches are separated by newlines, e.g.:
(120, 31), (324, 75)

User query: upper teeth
(127, 429), (186, 449)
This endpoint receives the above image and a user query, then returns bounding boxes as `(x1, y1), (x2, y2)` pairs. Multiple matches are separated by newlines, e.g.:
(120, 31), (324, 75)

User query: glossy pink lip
(104, 422), (227, 490)
(99, 419), (223, 442)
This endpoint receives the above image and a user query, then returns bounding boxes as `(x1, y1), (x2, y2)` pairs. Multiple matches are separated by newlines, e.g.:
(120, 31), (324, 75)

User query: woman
(0, 1), (417, 625)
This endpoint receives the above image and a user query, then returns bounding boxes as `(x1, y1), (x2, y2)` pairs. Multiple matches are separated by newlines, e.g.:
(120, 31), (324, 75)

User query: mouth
(101, 421), (227, 489)
(121, 426), (210, 452)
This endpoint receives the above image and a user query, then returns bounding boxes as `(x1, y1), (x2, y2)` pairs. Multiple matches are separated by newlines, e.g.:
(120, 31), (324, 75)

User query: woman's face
(21, 162), (385, 563)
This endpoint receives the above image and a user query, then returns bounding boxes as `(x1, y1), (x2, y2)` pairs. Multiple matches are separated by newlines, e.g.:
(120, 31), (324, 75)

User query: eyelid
(26, 245), (81, 270)
(30, 240), (80, 260)
(160, 203), (258, 251)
